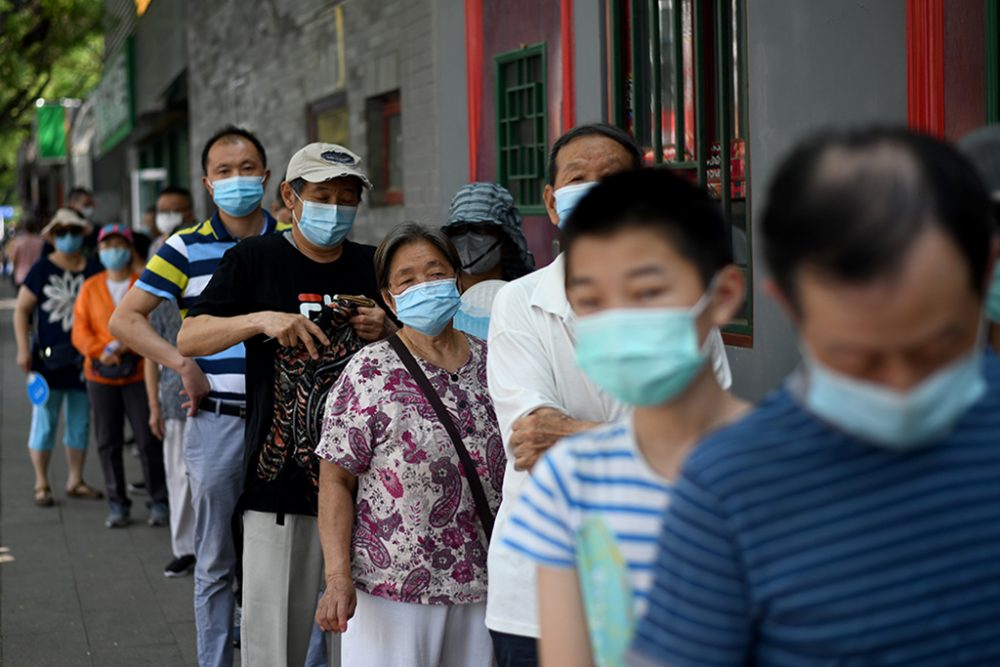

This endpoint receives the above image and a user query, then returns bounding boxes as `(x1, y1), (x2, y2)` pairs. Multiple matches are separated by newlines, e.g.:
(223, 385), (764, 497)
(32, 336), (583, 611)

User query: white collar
(528, 254), (574, 321)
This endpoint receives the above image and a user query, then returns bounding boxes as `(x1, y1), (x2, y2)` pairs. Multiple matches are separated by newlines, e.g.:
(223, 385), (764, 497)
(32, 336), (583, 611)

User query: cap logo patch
(321, 150), (356, 165)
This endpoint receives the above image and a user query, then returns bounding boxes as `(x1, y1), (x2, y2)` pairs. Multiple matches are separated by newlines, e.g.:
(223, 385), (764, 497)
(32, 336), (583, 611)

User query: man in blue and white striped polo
(111, 126), (285, 667)
(630, 127), (1000, 666)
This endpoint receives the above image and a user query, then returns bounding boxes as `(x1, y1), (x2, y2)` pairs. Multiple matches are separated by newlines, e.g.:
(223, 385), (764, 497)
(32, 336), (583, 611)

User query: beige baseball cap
(41, 208), (90, 236)
(285, 143), (373, 190)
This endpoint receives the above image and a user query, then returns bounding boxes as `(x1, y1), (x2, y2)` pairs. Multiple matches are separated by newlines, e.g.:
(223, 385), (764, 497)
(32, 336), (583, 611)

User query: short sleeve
(316, 352), (376, 476)
(500, 444), (577, 568)
(628, 470), (751, 667)
(21, 258), (46, 297)
(136, 234), (190, 302)
(186, 245), (250, 318)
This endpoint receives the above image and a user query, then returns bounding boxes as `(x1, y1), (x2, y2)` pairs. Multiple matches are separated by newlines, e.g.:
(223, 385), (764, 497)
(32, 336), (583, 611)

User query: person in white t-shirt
(442, 182), (534, 340)
(500, 168), (750, 667)
(484, 124), (646, 665)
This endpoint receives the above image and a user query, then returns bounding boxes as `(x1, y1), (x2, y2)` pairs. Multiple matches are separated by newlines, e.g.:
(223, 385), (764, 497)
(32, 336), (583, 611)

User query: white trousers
(163, 418), (195, 557)
(341, 590), (493, 667)
(241, 510), (340, 667)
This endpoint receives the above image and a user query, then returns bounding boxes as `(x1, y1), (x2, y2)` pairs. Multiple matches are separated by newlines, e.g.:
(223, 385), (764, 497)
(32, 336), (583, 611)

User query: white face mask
(156, 211), (184, 236)
(80, 206), (95, 220)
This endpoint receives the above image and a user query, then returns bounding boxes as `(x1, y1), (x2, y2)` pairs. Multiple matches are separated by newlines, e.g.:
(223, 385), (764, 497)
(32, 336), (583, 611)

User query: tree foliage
(0, 0), (103, 201)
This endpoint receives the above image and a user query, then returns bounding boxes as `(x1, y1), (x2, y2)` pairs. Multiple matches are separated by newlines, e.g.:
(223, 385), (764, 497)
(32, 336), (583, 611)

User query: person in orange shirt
(72, 224), (168, 529)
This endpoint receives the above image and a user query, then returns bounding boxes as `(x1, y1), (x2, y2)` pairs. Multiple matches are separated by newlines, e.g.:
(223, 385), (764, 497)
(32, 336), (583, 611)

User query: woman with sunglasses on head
(12, 208), (103, 507)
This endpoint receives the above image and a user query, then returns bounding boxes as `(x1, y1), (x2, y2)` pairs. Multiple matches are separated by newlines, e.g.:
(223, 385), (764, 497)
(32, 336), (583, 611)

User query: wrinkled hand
(316, 574), (356, 633)
(179, 359), (211, 417)
(511, 408), (594, 472)
(17, 348), (31, 374)
(350, 305), (394, 342)
(148, 401), (165, 440)
(260, 311), (330, 359)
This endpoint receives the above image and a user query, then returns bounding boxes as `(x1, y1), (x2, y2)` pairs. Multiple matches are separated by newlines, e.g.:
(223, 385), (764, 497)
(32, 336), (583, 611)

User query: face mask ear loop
(691, 274), (722, 353)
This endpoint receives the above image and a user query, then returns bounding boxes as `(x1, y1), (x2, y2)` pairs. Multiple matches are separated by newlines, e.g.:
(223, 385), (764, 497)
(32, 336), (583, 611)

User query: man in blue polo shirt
(630, 128), (1000, 666)
(111, 126), (284, 667)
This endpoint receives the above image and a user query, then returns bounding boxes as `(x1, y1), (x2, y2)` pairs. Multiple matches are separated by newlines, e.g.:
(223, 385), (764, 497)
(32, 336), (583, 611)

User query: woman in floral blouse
(315, 222), (505, 666)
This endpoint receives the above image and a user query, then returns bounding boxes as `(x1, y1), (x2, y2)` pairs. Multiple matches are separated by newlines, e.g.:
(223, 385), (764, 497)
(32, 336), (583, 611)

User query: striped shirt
(630, 352), (1000, 667)
(503, 418), (671, 663)
(135, 211), (284, 400)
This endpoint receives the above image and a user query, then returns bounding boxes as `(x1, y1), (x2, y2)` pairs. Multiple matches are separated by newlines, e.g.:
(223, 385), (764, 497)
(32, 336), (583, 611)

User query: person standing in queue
(72, 224), (168, 528)
(500, 169), (749, 666)
(315, 223), (504, 667)
(13, 208), (103, 507)
(630, 128), (1000, 666)
(144, 186), (199, 578)
(177, 143), (393, 667)
(110, 126), (283, 667)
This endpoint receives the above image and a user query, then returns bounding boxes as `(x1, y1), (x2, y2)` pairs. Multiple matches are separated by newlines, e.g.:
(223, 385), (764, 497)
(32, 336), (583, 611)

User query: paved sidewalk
(0, 283), (200, 666)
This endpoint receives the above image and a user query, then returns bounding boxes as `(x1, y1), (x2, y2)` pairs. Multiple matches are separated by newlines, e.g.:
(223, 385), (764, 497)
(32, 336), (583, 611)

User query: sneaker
(128, 481), (147, 495)
(164, 554), (196, 578)
(105, 504), (130, 529)
(147, 501), (169, 527)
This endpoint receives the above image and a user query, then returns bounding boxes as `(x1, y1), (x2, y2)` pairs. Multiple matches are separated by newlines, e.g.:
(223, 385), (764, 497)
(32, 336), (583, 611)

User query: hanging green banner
(36, 104), (67, 161)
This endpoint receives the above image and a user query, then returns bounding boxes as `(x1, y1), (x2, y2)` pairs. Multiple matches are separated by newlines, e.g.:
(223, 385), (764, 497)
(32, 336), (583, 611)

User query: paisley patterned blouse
(316, 334), (505, 605)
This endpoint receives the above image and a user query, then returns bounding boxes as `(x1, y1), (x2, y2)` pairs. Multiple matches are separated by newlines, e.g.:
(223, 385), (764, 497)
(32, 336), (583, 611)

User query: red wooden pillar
(560, 0), (576, 132)
(906, 0), (945, 137)
(465, 0), (484, 181)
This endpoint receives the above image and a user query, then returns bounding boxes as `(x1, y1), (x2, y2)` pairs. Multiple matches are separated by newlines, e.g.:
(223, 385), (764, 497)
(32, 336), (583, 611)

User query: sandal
(34, 486), (54, 507)
(66, 483), (104, 500)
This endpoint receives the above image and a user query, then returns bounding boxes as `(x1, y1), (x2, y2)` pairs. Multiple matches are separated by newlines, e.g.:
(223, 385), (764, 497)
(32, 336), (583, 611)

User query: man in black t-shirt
(178, 143), (395, 667)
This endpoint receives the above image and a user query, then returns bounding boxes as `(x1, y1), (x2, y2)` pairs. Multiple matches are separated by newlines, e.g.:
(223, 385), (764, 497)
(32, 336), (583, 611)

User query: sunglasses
(53, 228), (83, 238)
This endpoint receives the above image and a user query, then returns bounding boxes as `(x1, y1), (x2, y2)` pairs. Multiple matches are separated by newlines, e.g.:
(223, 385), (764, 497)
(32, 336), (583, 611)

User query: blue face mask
(54, 232), (84, 254)
(986, 264), (1000, 324)
(294, 193), (356, 248)
(554, 181), (598, 229)
(212, 176), (265, 217)
(99, 247), (132, 271)
(802, 348), (986, 450)
(391, 279), (462, 336)
(574, 292), (712, 406)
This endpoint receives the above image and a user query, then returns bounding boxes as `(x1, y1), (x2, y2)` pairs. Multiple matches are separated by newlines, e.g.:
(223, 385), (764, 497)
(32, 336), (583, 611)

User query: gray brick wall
(184, 0), (441, 245)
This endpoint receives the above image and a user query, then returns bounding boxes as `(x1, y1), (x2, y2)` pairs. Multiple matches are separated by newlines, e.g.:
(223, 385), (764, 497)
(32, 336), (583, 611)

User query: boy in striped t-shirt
(630, 129), (1000, 667)
(110, 126), (284, 667)
(501, 169), (749, 667)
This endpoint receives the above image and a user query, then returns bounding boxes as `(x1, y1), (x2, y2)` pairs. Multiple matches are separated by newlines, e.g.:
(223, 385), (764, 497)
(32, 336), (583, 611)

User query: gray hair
(374, 222), (461, 292)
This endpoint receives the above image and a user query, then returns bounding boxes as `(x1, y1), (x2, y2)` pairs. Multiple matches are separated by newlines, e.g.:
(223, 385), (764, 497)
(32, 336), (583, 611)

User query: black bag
(387, 334), (495, 541)
(92, 353), (140, 380)
(39, 342), (83, 371)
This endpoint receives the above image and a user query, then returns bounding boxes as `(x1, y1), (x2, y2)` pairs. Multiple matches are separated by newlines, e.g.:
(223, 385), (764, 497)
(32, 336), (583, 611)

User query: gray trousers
(241, 510), (340, 667)
(87, 380), (167, 508)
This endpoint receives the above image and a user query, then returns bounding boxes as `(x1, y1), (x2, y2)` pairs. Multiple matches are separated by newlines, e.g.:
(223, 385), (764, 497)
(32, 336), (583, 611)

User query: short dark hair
(562, 168), (733, 287)
(157, 186), (193, 206)
(762, 127), (992, 303)
(67, 187), (92, 202)
(547, 123), (643, 185)
(200, 125), (267, 174)
(374, 222), (461, 292)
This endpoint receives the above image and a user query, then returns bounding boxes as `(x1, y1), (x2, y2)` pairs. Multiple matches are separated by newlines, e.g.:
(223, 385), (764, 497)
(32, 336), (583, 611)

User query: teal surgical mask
(574, 291), (713, 406)
(986, 264), (1000, 323)
(802, 348), (986, 450)
(212, 175), (265, 217)
(391, 278), (462, 336)
(99, 247), (132, 271)
(293, 193), (356, 248)
(554, 181), (597, 228)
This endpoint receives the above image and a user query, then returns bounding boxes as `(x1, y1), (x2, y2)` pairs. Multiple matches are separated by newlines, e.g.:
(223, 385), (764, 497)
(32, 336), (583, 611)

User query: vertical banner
(36, 105), (68, 161)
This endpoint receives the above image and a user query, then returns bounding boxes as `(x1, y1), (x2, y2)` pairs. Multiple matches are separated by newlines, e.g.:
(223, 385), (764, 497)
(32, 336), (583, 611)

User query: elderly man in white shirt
(486, 123), (735, 666)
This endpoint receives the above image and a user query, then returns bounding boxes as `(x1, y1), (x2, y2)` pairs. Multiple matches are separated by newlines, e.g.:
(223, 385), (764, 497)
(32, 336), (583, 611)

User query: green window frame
(495, 43), (548, 216)
(987, 0), (1000, 123)
(610, 0), (753, 345)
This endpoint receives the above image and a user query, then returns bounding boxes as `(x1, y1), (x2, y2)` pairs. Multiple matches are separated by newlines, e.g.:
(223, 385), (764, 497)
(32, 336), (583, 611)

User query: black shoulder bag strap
(387, 334), (495, 541)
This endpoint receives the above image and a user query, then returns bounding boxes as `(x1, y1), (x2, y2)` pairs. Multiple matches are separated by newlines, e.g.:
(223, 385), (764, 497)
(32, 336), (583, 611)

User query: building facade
(49, 0), (994, 400)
